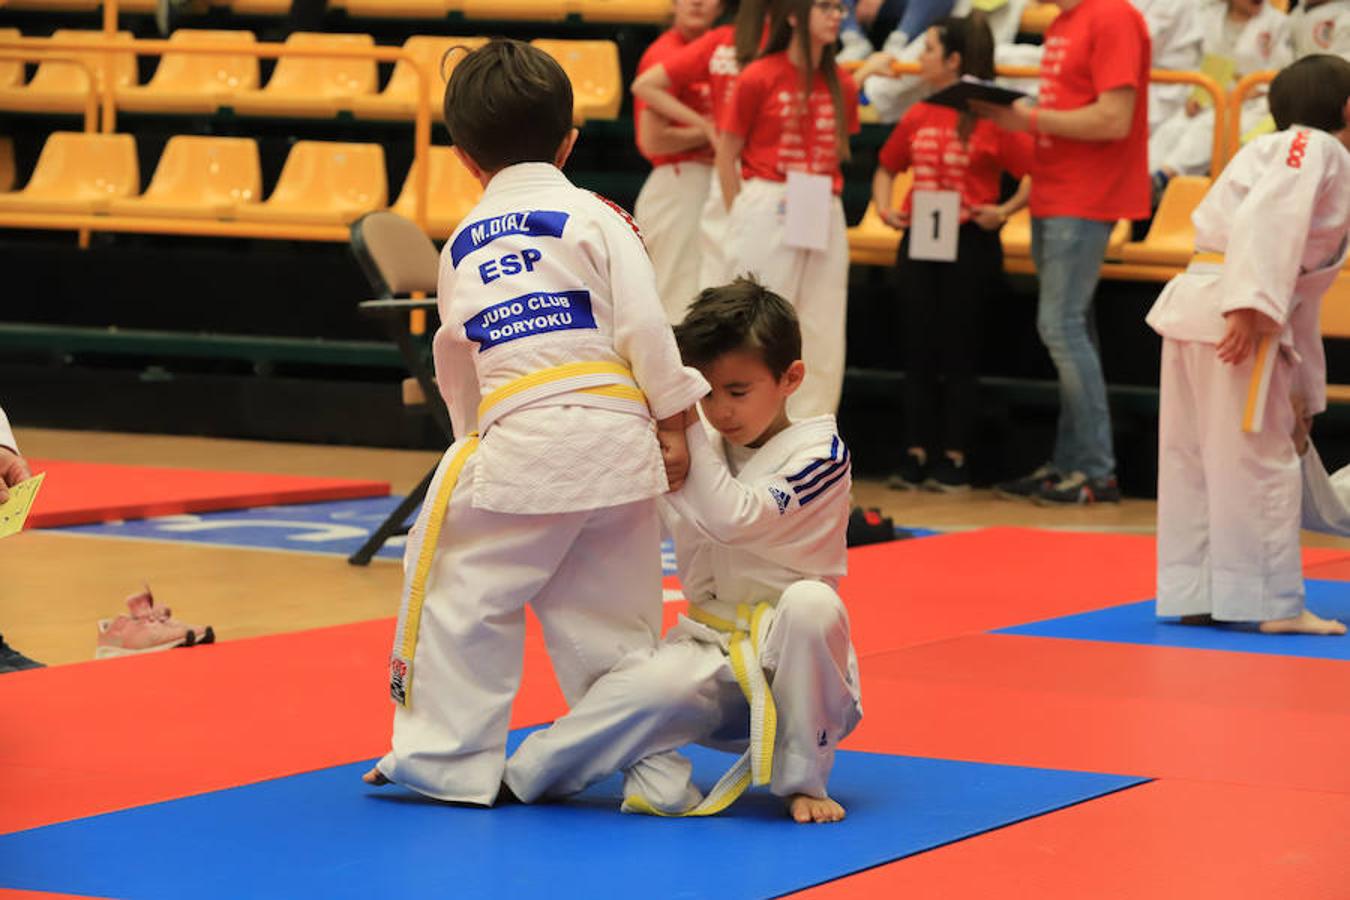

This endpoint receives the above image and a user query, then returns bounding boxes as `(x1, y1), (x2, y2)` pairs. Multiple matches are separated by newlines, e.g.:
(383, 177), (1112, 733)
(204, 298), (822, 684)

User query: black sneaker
(0, 634), (43, 673)
(994, 464), (1059, 501)
(1034, 471), (1122, 506)
(886, 451), (927, 491)
(925, 454), (971, 492)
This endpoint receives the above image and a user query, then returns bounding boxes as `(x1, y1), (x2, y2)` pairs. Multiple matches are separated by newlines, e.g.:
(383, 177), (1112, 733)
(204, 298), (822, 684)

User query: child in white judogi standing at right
(504, 277), (862, 823)
(1146, 54), (1350, 636)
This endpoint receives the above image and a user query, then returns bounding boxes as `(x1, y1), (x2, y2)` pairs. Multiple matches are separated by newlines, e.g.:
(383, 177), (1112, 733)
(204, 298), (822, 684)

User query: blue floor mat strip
(997, 580), (1350, 661)
(0, 733), (1143, 900)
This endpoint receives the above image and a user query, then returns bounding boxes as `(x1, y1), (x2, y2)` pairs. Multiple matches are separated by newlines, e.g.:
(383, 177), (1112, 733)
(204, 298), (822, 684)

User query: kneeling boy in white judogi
(504, 277), (863, 823)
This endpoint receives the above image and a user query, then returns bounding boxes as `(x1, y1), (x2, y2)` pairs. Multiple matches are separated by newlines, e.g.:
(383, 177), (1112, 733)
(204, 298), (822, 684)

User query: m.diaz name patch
(464, 290), (597, 351)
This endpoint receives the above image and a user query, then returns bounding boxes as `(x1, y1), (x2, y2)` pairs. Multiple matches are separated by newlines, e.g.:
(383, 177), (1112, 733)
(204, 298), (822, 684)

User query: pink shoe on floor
(95, 588), (215, 659)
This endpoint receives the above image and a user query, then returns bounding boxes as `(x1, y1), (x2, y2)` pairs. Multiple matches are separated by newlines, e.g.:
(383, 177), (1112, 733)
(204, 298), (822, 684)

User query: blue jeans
(1030, 216), (1116, 479)
(842, 0), (954, 45)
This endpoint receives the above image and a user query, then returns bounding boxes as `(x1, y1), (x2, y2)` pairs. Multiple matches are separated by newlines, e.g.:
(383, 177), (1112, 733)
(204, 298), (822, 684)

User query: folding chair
(347, 210), (451, 566)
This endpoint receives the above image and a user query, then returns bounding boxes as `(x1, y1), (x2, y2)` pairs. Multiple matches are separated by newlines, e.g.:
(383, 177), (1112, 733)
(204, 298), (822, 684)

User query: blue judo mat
(998, 580), (1350, 661)
(0, 734), (1143, 900)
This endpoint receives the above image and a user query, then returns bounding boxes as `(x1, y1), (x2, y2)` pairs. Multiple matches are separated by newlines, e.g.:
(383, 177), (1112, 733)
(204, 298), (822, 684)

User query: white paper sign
(784, 170), (832, 252)
(908, 189), (962, 262)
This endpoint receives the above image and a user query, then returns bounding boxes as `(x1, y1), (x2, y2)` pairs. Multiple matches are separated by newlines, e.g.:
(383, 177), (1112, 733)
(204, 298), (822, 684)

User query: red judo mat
(837, 527), (1350, 658)
(791, 778), (1350, 899)
(7, 526), (1350, 878)
(22, 459), (390, 529)
(848, 632), (1350, 795)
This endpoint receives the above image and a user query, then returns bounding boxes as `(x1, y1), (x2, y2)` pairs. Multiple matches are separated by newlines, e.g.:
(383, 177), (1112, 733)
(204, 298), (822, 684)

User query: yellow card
(1191, 54), (1236, 108)
(972, 0), (1009, 9)
(0, 472), (45, 539)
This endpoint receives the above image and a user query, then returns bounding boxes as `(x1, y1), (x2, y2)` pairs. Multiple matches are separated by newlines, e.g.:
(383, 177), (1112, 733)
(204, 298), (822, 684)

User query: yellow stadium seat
(0, 31), (137, 116)
(1019, 2), (1059, 34)
(0, 131), (138, 214)
(230, 33), (377, 117)
(461, 0), (566, 21)
(235, 141), (386, 225)
(0, 137), (14, 192)
(847, 170), (912, 267)
(0, 29), (23, 90)
(530, 39), (622, 123)
(5, 0), (100, 10)
(227, 0), (290, 15)
(391, 145), (483, 238)
(107, 136), (261, 220)
(117, 30), (260, 115)
(344, 0), (449, 18)
(1118, 176), (1211, 267)
(571, 0), (670, 24)
(351, 35), (487, 121)
(1000, 207), (1032, 258)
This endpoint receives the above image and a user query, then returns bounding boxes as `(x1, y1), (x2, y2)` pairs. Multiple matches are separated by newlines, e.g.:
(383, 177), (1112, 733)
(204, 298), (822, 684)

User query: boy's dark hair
(443, 39), (574, 173)
(674, 276), (802, 378)
(1270, 55), (1350, 133)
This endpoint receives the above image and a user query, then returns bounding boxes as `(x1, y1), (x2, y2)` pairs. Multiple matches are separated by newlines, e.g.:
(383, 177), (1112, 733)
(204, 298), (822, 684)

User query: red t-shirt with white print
(879, 102), (1035, 222)
(1031, 0), (1152, 221)
(636, 27), (715, 167)
(662, 24), (743, 130)
(721, 52), (861, 195)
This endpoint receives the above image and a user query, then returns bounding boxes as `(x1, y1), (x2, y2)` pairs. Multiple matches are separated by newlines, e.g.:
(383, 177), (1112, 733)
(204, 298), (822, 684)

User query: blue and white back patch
(464, 290), (597, 351)
(450, 210), (569, 267)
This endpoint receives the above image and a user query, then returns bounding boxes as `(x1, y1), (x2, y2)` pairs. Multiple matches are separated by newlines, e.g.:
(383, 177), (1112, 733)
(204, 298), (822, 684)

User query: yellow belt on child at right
(621, 601), (778, 818)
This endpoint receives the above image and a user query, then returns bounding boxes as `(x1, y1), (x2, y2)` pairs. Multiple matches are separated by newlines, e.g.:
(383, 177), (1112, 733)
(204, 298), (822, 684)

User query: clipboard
(923, 76), (1026, 113)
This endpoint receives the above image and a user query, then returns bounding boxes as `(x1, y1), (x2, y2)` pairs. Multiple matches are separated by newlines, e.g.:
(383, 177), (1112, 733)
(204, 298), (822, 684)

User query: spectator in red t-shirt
(633, 0), (726, 323)
(972, 0), (1151, 505)
(718, 0), (860, 417)
(874, 13), (1034, 491)
(632, 0), (778, 294)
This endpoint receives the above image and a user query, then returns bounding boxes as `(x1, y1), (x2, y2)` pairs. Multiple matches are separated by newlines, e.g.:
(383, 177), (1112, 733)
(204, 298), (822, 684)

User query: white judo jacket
(1291, 0), (1350, 60)
(431, 163), (709, 514)
(1199, 0), (1292, 94)
(1146, 128), (1350, 415)
(664, 415), (851, 624)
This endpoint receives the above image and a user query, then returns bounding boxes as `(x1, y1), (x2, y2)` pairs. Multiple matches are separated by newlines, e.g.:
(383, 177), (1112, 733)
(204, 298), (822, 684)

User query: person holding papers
(0, 403), (42, 673)
(971, 0), (1151, 505)
(872, 14), (1034, 491)
(717, 0), (860, 417)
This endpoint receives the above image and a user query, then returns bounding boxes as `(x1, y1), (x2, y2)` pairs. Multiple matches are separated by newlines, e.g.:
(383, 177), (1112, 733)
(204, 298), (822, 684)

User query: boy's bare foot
(788, 793), (845, 824)
(1179, 614), (1214, 626)
(362, 767), (391, 786)
(1259, 610), (1348, 636)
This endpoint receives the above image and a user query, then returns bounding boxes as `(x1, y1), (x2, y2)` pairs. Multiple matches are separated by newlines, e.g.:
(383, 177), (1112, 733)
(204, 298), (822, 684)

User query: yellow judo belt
(389, 360), (647, 709)
(1189, 252), (1276, 434)
(622, 602), (778, 818)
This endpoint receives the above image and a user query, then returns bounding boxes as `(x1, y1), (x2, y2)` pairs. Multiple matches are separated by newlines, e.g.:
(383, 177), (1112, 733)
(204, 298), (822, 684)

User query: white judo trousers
(376, 437), (665, 805)
(1155, 338), (1304, 622)
(634, 161), (713, 323)
(503, 579), (863, 806)
(697, 176), (732, 290)
(724, 179), (849, 417)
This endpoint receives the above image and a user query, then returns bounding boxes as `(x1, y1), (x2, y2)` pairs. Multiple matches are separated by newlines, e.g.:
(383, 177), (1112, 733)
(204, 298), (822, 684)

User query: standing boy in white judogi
(504, 278), (862, 824)
(363, 40), (711, 806)
(1146, 54), (1350, 635)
